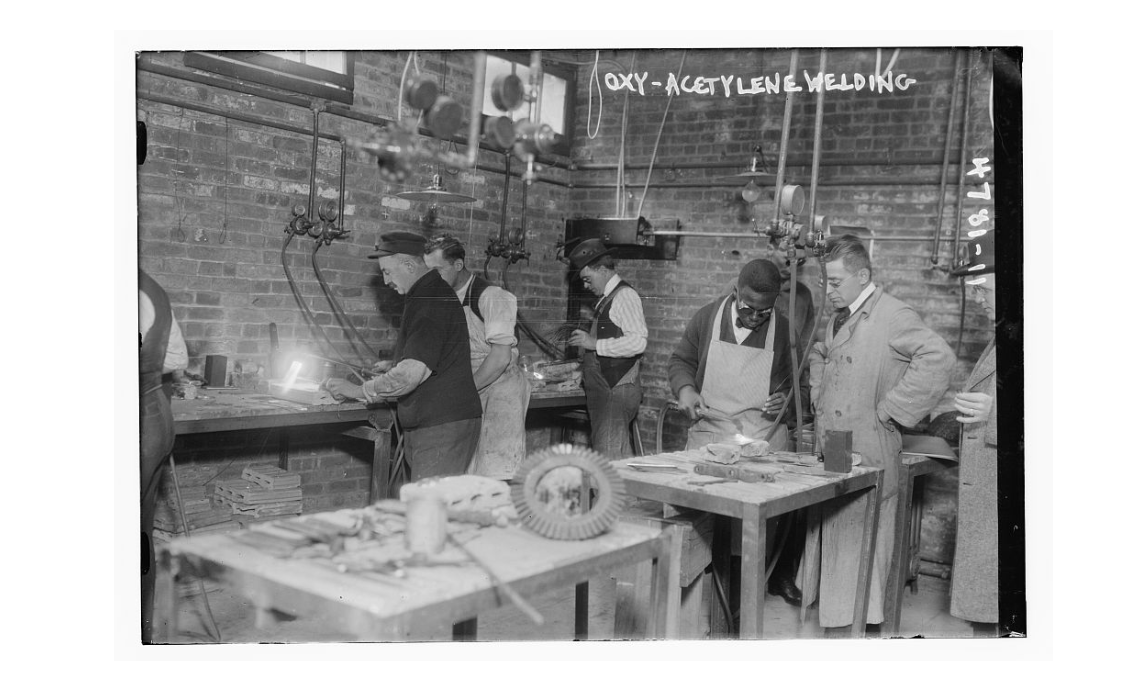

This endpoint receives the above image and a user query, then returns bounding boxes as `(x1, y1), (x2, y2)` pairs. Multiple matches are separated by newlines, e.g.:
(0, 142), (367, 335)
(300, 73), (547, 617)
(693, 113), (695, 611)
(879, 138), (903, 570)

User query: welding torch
(297, 353), (377, 382)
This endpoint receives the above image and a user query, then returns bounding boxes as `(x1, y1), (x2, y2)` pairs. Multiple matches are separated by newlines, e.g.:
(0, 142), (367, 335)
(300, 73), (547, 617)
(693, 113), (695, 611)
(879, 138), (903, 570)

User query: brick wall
(138, 50), (576, 516)
(563, 47), (996, 566)
(139, 47), (997, 564)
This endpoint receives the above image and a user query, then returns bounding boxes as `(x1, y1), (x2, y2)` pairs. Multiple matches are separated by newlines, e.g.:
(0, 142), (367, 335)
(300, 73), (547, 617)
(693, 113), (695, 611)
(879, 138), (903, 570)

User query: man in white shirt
(566, 239), (647, 459)
(424, 234), (531, 480)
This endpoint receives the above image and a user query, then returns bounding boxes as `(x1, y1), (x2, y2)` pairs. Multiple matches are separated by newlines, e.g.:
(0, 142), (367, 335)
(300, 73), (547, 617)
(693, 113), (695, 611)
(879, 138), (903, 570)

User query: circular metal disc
(511, 444), (625, 541)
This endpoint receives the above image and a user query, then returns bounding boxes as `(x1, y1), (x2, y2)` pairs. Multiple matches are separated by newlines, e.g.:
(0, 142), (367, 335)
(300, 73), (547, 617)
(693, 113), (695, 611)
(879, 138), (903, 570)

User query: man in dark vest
(325, 231), (483, 479)
(139, 269), (188, 642)
(566, 238), (647, 459)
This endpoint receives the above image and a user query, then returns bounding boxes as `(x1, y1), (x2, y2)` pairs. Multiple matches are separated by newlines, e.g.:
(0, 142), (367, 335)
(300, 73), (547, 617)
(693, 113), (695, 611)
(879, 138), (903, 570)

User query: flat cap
(368, 230), (428, 258)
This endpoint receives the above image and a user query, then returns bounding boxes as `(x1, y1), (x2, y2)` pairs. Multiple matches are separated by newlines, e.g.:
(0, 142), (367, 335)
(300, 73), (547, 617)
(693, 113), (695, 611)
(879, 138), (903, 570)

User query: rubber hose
(312, 241), (376, 367)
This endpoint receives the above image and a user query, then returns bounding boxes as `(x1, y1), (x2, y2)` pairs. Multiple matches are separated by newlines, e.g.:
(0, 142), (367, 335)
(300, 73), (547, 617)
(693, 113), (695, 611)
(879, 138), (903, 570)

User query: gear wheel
(511, 444), (626, 540)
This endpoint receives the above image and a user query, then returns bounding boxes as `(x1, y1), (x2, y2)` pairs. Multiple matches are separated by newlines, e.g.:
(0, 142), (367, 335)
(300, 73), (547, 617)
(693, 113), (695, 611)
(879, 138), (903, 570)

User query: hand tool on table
(696, 406), (745, 434)
(780, 464), (848, 477)
(693, 462), (778, 483)
(626, 462), (686, 473)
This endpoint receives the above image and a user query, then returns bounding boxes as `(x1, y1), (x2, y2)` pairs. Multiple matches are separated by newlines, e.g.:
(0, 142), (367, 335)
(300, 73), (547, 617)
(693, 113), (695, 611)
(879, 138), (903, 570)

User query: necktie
(832, 308), (851, 335)
(734, 317), (751, 331)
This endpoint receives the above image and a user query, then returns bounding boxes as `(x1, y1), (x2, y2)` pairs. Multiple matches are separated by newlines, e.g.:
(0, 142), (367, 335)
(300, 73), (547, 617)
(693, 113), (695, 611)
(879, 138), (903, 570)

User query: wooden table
(614, 450), (884, 639)
(155, 515), (673, 642)
(883, 453), (957, 635)
(171, 389), (586, 501)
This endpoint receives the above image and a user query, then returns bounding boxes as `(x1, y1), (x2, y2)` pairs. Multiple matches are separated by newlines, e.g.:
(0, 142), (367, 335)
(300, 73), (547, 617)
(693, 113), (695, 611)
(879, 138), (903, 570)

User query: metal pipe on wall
(307, 108), (321, 219)
(951, 52), (975, 265)
(645, 231), (966, 242)
(930, 50), (963, 266)
(789, 48), (829, 449)
(573, 157), (969, 172)
(138, 92), (570, 190)
(770, 49), (800, 225)
(952, 50), (976, 357)
(464, 51), (487, 168)
(498, 154), (512, 241)
(572, 177), (988, 189)
(140, 92), (341, 142)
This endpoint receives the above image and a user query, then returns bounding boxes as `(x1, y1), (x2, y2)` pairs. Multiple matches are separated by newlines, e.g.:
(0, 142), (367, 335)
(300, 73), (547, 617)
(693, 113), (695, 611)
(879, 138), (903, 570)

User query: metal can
(404, 494), (447, 555)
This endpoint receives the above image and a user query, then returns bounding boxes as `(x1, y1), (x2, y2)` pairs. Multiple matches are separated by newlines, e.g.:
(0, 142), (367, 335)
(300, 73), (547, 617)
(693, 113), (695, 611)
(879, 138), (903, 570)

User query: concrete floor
(163, 568), (975, 644)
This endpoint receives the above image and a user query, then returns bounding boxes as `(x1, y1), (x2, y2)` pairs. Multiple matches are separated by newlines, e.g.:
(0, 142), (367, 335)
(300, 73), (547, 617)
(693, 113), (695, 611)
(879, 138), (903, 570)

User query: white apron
(685, 297), (789, 451)
(461, 302), (531, 480)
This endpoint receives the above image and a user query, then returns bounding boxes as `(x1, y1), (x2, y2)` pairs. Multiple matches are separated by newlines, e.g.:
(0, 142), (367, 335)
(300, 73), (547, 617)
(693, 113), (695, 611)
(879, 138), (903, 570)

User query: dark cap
(951, 229), (995, 277)
(368, 230), (428, 259)
(566, 238), (616, 271)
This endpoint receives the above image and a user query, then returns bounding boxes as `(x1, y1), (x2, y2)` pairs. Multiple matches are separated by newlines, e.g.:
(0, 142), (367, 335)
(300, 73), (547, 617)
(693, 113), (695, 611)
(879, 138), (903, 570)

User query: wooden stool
(613, 501), (714, 639)
(884, 450), (956, 635)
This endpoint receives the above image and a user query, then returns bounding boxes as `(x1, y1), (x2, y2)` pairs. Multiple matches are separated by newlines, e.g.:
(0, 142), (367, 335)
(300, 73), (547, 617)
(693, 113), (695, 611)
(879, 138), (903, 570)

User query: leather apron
(461, 295), (531, 480)
(686, 296), (788, 451)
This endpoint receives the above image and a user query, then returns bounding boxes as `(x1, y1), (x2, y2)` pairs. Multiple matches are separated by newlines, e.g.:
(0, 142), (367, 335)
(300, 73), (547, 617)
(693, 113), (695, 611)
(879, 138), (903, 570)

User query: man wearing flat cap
(948, 229), (1000, 634)
(566, 238), (647, 459)
(325, 231), (482, 479)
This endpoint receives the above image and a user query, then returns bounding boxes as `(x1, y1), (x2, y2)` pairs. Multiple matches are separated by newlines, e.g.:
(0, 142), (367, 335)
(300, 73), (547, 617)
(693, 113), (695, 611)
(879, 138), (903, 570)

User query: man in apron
(139, 269), (188, 642)
(948, 229), (1000, 635)
(424, 235), (531, 480)
(668, 259), (804, 607)
(566, 239), (647, 460)
(808, 234), (955, 635)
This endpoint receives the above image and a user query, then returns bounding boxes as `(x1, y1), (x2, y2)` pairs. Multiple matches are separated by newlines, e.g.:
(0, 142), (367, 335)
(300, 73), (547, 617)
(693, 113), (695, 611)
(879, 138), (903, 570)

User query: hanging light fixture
(722, 144), (774, 202)
(395, 173), (476, 204)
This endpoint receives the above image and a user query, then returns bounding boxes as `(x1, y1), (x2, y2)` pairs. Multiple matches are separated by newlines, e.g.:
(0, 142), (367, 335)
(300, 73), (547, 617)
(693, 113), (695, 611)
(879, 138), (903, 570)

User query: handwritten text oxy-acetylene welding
(604, 71), (919, 97)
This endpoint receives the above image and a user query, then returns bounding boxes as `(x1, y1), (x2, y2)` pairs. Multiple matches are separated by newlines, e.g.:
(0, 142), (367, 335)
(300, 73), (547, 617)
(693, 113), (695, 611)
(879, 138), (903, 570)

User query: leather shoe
(767, 575), (803, 606)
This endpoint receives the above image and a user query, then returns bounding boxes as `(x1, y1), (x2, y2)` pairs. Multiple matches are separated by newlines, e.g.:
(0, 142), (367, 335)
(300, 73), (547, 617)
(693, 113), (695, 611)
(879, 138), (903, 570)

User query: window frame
(183, 51), (356, 104)
(484, 51), (576, 158)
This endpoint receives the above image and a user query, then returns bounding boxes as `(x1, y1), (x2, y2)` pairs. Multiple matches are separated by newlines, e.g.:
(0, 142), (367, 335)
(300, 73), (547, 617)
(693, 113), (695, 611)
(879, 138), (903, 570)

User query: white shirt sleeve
(595, 286), (647, 358)
(164, 313), (188, 373)
(140, 290), (188, 374)
(478, 285), (519, 347)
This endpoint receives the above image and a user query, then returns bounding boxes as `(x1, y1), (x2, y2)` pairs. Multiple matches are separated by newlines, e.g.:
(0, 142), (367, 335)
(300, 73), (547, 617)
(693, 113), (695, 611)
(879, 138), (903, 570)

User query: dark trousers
(583, 365), (642, 460)
(140, 388), (174, 644)
(403, 417), (482, 480)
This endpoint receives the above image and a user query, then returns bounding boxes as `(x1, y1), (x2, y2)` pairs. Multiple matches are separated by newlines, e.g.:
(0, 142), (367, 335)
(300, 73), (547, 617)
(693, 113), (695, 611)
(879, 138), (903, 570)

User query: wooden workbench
(155, 513), (673, 642)
(171, 389), (587, 501)
(614, 450), (884, 639)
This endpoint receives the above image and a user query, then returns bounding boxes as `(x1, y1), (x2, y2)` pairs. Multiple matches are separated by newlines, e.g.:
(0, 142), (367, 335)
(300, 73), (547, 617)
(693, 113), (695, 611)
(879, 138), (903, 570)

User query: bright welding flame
(732, 433), (753, 445)
(283, 360), (303, 391)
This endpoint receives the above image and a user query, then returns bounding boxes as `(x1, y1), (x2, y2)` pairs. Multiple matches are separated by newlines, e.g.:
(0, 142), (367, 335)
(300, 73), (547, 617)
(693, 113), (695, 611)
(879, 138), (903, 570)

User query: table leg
(369, 421), (393, 502)
(277, 428), (289, 471)
(574, 582), (589, 639)
(909, 477), (925, 594)
(154, 548), (179, 644)
(885, 463), (913, 636)
(453, 618), (478, 641)
(738, 508), (767, 639)
(851, 485), (882, 639)
(649, 533), (673, 639)
(799, 504), (822, 624)
(709, 517), (734, 638)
